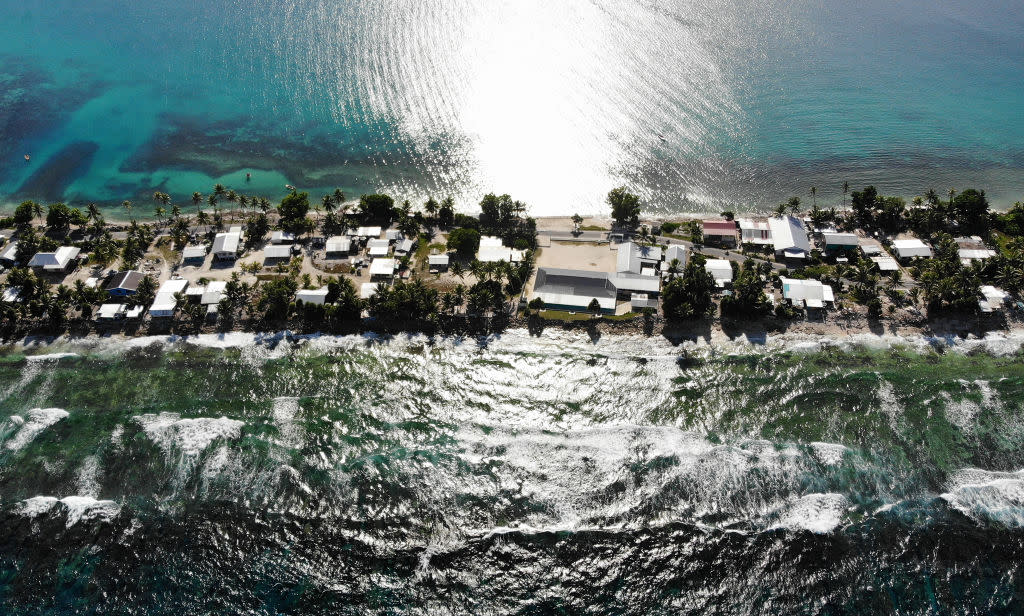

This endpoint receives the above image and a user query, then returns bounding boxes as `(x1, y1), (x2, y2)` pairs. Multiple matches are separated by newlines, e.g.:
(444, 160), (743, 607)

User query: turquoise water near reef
(0, 0), (1022, 216)
(0, 330), (1023, 614)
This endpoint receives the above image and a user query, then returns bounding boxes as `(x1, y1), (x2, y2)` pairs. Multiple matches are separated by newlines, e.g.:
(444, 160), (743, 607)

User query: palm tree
(32, 201), (43, 224)
(451, 261), (465, 280)
(424, 197), (438, 220)
(154, 206), (166, 228)
(122, 200), (134, 222)
(842, 181), (849, 208)
(774, 202), (787, 217)
(925, 189), (939, 206)
(332, 189), (344, 208)
(948, 187), (957, 206)
(213, 184), (226, 199)
(86, 203), (101, 223)
(171, 204), (181, 219)
(810, 186), (817, 208)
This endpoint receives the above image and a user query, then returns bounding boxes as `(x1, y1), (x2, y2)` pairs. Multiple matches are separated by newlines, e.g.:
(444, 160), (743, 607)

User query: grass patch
(580, 225), (607, 231)
(539, 310), (594, 321)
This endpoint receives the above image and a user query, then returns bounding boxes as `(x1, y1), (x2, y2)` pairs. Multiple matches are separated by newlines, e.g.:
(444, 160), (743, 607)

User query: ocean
(1, 0), (1023, 217)
(0, 330), (1022, 614)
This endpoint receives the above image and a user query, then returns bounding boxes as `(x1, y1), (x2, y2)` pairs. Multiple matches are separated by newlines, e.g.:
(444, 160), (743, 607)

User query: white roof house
(369, 258), (397, 278)
(532, 268), (618, 312)
(891, 239), (932, 259)
(264, 245), (292, 260)
(477, 236), (513, 263)
(823, 233), (859, 249)
(295, 288), (329, 305)
(859, 240), (883, 256)
(609, 272), (661, 295)
(665, 245), (689, 269)
(0, 242), (18, 263)
(704, 259), (734, 287)
(385, 230), (404, 241)
(326, 236), (351, 254)
(780, 277), (834, 309)
(979, 285), (1009, 313)
(428, 254), (450, 270)
(182, 245), (208, 261)
(395, 238), (415, 256)
(201, 280), (227, 305)
(97, 303), (126, 320)
(28, 246), (80, 271)
(360, 282), (379, 299)
(871, 256), (900, 272)
(353, 226), (382, 238)
(768, 216), (811, 258)
(212, 231), (241, 259)
(617, 242), (663, 274)
(270, 231), (295, 244)
(368, 239), (391, 256)
(739, 219), (773, 245)
(150, 279), (189, 317)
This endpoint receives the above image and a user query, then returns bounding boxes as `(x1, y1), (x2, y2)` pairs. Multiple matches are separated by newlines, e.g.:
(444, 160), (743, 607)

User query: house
(96, 303), (126, 320)
(702, 220), (738, 247)
(823, 233), (859, 255)
(956, 237), (997, 263)
(871, 256), (900, 272)
(768, 216), (811, 260)
(532, 268), (618, 313)
(385, 230), (404, 241)
(353, 226), (382, 238)
(212, 231), (241, 260)
(780, 277), (834, 309)
(325, 236), (351, 258)
(739, 219), (773, 246)
(616, 242), (662, 275)
(270, 231), (295, 244)
(368, 239), (391, 257)
(477, 236), (513, 263)
(28, 246), (81, 272)
(150, 279), (189, 317)
(979, 286), (1009, 313)
(104, 271), (144, 297)
(181, 245), (208, 264)
(0, 242), (18, 265)
(395, 238), (416, 256)
(859, 240), (883, 256)
(609, 272), (661, 296)
(201, 281), (227, 305)
(360, 282), (379, 299)
(295, 288), (329, 305)
(263, 244), (292, 264)
(891, 239), (932, 260)
(428, 254), (450, 272)
(704, 259), (734, 287)
(664, 244), (689, 270)
(630, 293), (659, 310)
(369, 258), (397, 280)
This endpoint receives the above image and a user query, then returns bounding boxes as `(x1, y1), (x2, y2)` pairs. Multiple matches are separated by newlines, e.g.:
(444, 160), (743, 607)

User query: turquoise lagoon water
(1, 330), (1024, 613)
(0, 0), (1023, 217)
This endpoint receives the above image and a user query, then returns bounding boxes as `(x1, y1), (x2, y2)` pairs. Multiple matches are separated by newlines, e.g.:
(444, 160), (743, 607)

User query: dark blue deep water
(0, 331), (1023, 614)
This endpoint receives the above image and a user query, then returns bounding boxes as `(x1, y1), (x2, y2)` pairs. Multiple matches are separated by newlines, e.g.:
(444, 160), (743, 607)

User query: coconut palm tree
(86, 203), (101, 223)
(948, 187), (957, 206)
(424, 197), (438, 220)
(155, 206), (166, 229)
(842, 181), (849, 208)
(32, 201), (43, 225)
(122, 200), (134, 222)
(171, 204), (181, 219)
(213, 184), (226, 199)
(810, 186), (817, 208)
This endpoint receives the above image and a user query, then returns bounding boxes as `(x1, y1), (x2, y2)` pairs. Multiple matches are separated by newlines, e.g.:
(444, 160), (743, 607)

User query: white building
(360, 282), (379, 299)
(0, 242), (18, 265)
(325, 236), (351, 256)
(477, 236), (513, 263)
(780, 277), (835, 309)
(270, 231), (295, 244)
(368, 239), (391, 257)
(704, 259), (734, 287)
(871, 256), (900, 272)
(201, 280), (227, 305)
(768, 216), (811, 259)
(616, 242), (662, 275)
(664, 244), (689, 269)
(428, 254), (450, 272)
(352, 226), (382, 238)
(395, 238), (416, 256)
(979, 286), (1009, 313)
(295, 288), (329, 305)
(97, 303), (126, 320)
(263, 245), (292, 262)
(181, 245), (208, 262)
(891, 239), (932, 260)
(212, 231), (241, 260)
(823, 233), (859, 252)
(739, 219), (773, 245)
(369, 258), (397, 279)
(150, 279), (189, 317)
(28, 246), (80, 271)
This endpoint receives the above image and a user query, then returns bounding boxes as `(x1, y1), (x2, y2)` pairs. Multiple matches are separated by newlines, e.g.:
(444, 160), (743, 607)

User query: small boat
(246, 172), (251, 181)
(23, 154), (30, 161)
(657, 133), (667, 142)
(285, 184), (296, 191)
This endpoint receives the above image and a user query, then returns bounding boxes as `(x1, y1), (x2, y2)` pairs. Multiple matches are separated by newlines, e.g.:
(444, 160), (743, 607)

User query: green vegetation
(661, 256), (714, 320)
(720, 259), (771, 318)
(607, 186), (641, 228)
(446, 227), (480, 258)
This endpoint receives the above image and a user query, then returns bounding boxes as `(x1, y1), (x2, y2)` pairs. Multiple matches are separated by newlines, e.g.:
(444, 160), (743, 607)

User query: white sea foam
(2, 408), (68, 451)
(134, 412), (244, 457)
(76, 455), (101, 498)
(771, 493), (849, 533)
(272, 396), (303, 449)
(942, 468), (1024, 526)
(810, 442), (848, 466)
(58, 496), (121, 527)
(14, 495), (121, 527)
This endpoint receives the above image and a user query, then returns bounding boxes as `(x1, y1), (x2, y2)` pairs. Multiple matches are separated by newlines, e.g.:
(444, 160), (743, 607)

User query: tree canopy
(661, 256), (714, 320)
(607, 187), (641, 228)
